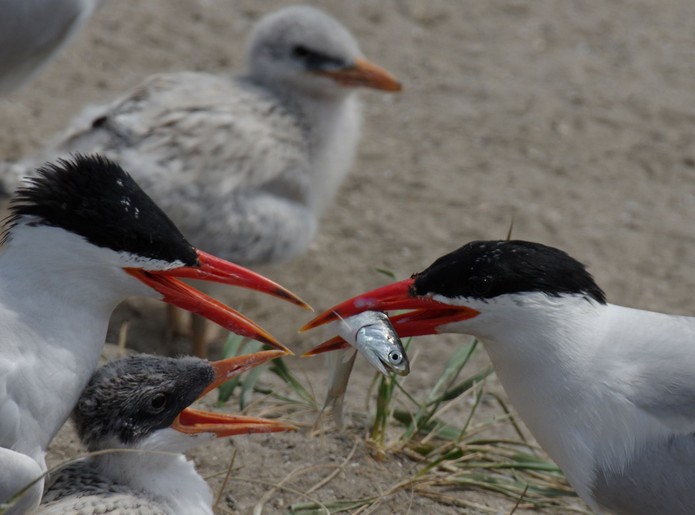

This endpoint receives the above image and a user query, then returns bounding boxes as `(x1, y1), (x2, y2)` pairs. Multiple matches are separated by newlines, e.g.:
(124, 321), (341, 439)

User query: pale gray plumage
(39, 355), (219, 515)
(1, 5), (399, 266)
(39, 355), (241, 515)
(0, 0), (101, 95)
(41, 465), (168, 515)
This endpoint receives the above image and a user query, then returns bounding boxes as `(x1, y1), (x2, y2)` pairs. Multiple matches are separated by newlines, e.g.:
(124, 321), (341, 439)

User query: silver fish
(337, 311), (410, 376)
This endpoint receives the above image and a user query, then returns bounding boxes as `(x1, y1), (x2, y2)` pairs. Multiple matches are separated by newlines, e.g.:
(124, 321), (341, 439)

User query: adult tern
(303, 239), (695, 514)
(0, 154), (305, 513)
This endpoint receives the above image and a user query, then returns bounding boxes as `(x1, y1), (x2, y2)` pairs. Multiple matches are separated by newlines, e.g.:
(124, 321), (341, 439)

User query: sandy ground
(2, 0), (695, 513)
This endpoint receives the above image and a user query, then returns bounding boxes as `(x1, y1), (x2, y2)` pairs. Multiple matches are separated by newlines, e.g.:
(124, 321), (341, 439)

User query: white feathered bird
(304, 239), (695, 515)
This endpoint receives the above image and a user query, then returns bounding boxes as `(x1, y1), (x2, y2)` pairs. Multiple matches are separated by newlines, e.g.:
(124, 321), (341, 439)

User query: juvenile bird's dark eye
(292, 45), (311, 58)
(149, 393), (168, 413)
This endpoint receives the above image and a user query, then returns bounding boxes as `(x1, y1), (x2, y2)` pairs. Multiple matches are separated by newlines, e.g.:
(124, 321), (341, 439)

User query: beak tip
(388, 81), (403, 92)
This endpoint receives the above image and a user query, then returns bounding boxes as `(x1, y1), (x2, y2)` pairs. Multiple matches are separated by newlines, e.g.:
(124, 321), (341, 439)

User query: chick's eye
(149, 393), (168, 413)
(292, 45), (311, 58)
(389, 351), (403, 364)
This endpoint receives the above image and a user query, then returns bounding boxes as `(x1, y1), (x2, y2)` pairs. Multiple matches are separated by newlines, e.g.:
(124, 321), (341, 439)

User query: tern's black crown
(5, 154), (197, 266)
(412, 240), (607, 304)
(74, 355), (214, 449)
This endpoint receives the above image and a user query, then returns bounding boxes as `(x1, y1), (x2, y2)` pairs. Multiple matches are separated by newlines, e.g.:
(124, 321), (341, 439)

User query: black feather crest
(413, 240), (607, 304)
(2, 154), (197, 265)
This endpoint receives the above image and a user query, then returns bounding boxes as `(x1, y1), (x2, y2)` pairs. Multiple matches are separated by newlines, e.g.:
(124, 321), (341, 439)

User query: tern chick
(40, 350), (294, 514)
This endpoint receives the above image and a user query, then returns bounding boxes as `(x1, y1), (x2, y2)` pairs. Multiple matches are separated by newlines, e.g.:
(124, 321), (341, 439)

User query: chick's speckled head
(74, 355), (213, 450)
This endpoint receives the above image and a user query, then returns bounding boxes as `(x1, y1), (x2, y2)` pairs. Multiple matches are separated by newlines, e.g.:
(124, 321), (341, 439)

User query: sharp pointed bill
(173, 350), (297, 437)
(11, 154), (306, 353)
(314, 57), (401, 91)
(172, 408), (294, 438)
(125, 267), (296, 353)
(301, 278), (479, 337)
(169, 250), (311, 310)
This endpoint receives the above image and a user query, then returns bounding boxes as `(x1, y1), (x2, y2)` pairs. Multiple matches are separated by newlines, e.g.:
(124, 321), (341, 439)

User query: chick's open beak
(172, 350), (297, 437)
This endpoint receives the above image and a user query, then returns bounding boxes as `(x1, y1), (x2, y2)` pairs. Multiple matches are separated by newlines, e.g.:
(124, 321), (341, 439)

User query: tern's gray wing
(612, 315), (695, 432)
(0, 0), (101, 95)
(40, 461), (168, 515)
(592, 435), (695, 515)
(16, 72), (316, 263)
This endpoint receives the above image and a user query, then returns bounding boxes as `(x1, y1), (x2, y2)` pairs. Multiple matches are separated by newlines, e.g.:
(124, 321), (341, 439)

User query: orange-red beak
(301, 278), (479, 356)
(126, 249), (311, 354)
(172, 349), (297, 437)
(316, 57), (401, 91)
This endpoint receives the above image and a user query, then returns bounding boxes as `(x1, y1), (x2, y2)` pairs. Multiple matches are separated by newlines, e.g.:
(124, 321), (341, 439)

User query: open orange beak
(171, 349), (297, 437)
(126, 249), (311, 354)
(315, 57), (401, 91)
(300, 278), (479, 356)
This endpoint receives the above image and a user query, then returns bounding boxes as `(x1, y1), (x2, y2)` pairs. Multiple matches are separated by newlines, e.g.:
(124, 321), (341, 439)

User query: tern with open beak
(0, 4), (402, 357)
(39, 350), (295, 514)
(0, 154), (307, 514)
(303, 239), (695, 514)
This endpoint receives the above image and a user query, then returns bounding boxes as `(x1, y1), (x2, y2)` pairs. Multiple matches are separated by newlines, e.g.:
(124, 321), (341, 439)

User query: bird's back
(4, 71), (317, 262)
(58, 72), (310, 197)
(592, 433), (695, 515)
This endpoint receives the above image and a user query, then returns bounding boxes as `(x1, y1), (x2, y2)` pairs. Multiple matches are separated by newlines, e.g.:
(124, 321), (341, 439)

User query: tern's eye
(148, 393), (168, 414)
(388, 351), (403, 364)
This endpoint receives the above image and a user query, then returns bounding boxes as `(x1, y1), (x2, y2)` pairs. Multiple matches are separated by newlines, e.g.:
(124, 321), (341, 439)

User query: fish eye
(389, 351), (403, 364)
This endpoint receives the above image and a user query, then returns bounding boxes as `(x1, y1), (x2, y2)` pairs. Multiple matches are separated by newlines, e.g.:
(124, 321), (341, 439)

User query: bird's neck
(460, 294), (610, 503)
(0, 226), (149, 459)
(466, 295), (691, 506)
(268, 84), (362, 212)
(92, 434), (214, 515)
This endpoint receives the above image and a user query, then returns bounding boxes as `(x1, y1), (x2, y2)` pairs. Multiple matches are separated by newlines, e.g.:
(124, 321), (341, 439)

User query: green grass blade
(217, 333), (249, 404)
(269, 356), (318, 408)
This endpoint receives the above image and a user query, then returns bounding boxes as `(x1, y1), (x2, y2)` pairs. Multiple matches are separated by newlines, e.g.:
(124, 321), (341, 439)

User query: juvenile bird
(0, 4), (401, 356)
(40, 350), (294, 514)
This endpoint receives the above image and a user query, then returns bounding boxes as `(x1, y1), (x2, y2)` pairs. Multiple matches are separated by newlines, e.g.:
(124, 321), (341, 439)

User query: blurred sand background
(2, 0), (695, 513)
